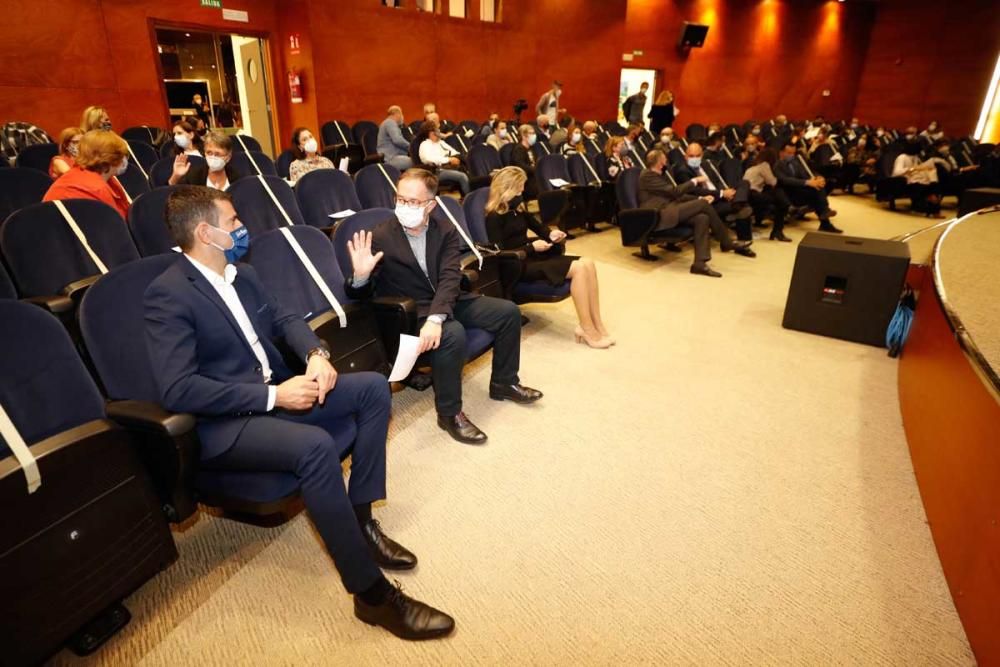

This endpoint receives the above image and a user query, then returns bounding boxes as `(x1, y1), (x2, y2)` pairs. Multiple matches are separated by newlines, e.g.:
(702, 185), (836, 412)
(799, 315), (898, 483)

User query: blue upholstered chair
(0, 167), (51, 226)
(355, 163), (399, 210)
(128, 186), (181, 257)
(294, 168), (362, 230)
(13, 143), (58, 173)
(229, 175), (306, 237)
(615, 167), (693, 260)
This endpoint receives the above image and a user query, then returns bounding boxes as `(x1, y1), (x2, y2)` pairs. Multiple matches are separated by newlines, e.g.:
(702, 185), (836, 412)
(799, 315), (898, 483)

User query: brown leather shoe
(437, 411), (488, 445)
(488, 383), (543, 404)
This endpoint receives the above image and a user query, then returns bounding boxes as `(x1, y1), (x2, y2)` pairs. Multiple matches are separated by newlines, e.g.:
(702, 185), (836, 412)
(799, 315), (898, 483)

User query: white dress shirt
(419, 138), (457, 166)
(206, 174), (230, 191)
(186, 255), (277, 411)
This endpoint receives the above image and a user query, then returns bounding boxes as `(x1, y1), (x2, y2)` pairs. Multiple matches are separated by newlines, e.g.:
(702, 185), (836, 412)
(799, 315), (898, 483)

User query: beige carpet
(50, 194), (974, 666)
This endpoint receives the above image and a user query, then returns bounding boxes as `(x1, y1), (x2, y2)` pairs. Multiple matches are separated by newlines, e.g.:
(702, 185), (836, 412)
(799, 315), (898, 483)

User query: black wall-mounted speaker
(678, 22), (709, 49)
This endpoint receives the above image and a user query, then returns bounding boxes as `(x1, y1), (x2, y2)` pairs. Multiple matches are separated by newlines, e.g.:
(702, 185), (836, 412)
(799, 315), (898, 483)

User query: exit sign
(201, 0), (222, 7)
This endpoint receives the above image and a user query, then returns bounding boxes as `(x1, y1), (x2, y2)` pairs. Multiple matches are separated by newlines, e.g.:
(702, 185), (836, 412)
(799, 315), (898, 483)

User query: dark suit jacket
(179, 161), (245, 188)
(637, 168), (697, 229)
(345, 215), (475, 320)
(673, 162), (726, 195)
(511, 144), (538, 197)
(775, 156), (811, 188)
(144, 258), (321, 460)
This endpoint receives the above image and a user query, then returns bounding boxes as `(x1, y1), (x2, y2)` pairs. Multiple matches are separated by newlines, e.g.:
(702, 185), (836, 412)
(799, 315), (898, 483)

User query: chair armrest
(22, 294), (74, 315)
(617, 208), (659, 247)
(537, 189), (570, 225)
(370, 296), (418, 357)
(106, 399), (200, 522)
(63, 274), (100, 304)
(461, 268), (479, 291)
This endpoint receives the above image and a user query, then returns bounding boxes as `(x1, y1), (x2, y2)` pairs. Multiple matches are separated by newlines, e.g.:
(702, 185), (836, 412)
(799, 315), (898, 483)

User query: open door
(618, 68), (658, 128)
(237, 38), (275, 156)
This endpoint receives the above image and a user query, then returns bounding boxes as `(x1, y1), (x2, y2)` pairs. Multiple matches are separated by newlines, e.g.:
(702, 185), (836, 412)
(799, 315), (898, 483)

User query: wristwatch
(306, 346), (331, 363)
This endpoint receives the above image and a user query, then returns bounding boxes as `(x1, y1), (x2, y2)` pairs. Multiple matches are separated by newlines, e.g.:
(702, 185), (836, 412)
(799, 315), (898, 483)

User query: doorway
(618, 68), (658, 128)
(155, 27), (276, 156)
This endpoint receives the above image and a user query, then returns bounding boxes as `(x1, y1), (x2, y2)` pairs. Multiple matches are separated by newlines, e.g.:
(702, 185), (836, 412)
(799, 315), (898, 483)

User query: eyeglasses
(395, 196), (432, 209)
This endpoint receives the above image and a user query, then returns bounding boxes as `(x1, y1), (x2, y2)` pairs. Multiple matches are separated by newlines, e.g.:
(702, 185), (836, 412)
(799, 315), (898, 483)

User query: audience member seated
(775, 141), (842, 233)
(622, 82), (649, 127)
(479, 113), (501, 141)
(549, 116), (572, 148)
(847, 133), (882, 191)
(604, 136), (634, 181)
(377, 105), (414, 171)
(624, 124), (644, 163)
(892, 140), (943, 217)
(425, 110), (454, 138)
(511, 124), (540, 199)
(417, 121), (470, 195)
(560, 125), (585, 156)
(740, 134), (761, 170)
(807, 129), (847, 190)
(49, 126), (83, 179)
(169, 130), (243, 189)
(43, 129), (130, 219)
(920, 121), (944, 143)
(648, 89), (677, 135)
(486, 120), (513, 151)
(80, 105), (113, 132)
(638, 149), (754, 278)
(485, 167), (612, 348)
(535, 114), (554, 145)
(703, 132), (728, 163)
(144, 186), (453, 641)
(674, 143), (754, 242)
(658, 127), (680, 151)
(581, 120), (600, 143)
(171, 120), (204, 157)
(288, 127), (334, 183)
(744, 148), (793, 242)
(345, 169), (543, 444)
(928, 138), (980, 195)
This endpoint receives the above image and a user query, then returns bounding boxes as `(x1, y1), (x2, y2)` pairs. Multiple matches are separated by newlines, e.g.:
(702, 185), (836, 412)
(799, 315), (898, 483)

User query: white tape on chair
(236, 136), (263, 175)
(125, 143), (149, 180)
(0, 403), (40, 494)
(434, 196), (482, 269)
(335, 122), (350, 147)
(278, 227), (347, 328)
(256, 175), (295, 227)
(53, 200), (109, 274)
(707, 160), (730, 189)
(377, 164), (398, 193)
(797, 154), (816, 179)
(580, 155), (601, 182)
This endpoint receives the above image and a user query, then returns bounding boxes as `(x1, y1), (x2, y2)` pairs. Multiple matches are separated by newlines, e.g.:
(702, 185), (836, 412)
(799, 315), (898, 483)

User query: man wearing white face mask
(169, 130), (245, 189)
(346, 169), (543, 445)
(43, 129), (132, 219)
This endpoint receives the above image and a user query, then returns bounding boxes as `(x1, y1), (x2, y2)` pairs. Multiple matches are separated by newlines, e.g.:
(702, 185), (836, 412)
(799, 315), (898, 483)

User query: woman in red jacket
(43, 130), (130, 219)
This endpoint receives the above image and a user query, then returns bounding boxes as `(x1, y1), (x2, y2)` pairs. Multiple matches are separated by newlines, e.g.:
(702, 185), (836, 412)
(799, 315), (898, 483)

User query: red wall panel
(853, 0), (1000, 136)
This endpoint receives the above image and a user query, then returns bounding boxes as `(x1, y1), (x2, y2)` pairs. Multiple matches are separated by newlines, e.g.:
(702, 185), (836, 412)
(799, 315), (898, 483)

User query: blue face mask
(687, 157), (702, 170)
(211, 225), (249, 263)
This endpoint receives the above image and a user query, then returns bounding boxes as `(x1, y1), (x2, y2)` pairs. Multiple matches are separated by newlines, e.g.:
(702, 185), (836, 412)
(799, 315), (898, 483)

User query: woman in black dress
(484, 167), (613, 349)
(647, 89), (678, 135)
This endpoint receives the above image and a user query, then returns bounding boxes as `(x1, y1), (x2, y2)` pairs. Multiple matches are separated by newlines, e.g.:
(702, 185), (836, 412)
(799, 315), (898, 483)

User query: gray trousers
(657, 199), (735, 265)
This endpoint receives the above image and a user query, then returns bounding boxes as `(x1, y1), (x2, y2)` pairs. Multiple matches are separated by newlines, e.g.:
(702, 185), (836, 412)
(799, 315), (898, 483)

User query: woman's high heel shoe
(597, 327), (616, 345)
(574, 326), (612, 349)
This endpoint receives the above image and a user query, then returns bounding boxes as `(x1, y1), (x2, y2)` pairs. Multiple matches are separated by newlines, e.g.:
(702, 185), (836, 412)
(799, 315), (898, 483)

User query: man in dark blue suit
(775, 141), (842, 233)
(143, 187), (453, 641)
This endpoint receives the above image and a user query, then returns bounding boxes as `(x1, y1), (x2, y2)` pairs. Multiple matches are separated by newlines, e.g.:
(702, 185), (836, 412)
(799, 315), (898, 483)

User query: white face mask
(113, 157), (129, 176)
(395, 203), (427, 229)
(571, 132), (581, 144)
(174, 133), (191, 149)
(660, 135), (671, 144)
(527, 134), (537, 146)
(67, 143), (79, 157)
(303, 138), (318, 154)
(206, 155), (227, 172)
(499, 129), (508, 139)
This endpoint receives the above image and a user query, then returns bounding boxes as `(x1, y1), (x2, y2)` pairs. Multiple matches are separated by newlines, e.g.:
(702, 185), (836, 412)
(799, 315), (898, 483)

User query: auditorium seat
(229, 175), (306, 237)
(248, 225), (395, 376)
(230, 150), (277, 177)
(875, 149), (909, 211)
(77, 254), (358, 522)
(0, 167), (52, 225)
(536, 154), (581, 230)
(117, 161), (151, 201)
(355, 163), (399, 210)
(14, 143), (58, 173)
(231, 134), (263, 153)
(431, 195), (504, 298)
(686, 123), (707, 142)
(149, 155), (205, 188)
(499, 142), (515, 166)
(121, 126), (163, 146)
(615, 167), (693, 260)
(567, 153), (615, 225)
(321, 120), (354, 149)
(0, 299), (176, 665)
(275, 149), (296, 180)
(294, 168), (362, 230)
(462, 187), (570, 305)
(126, 140), (159, 173)
(128, 186), (181, 256)
(0, 200), (139, 309)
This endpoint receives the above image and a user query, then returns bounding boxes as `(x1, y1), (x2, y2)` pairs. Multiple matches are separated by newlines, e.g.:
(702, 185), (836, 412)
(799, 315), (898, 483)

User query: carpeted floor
(50, 193), (975, 666)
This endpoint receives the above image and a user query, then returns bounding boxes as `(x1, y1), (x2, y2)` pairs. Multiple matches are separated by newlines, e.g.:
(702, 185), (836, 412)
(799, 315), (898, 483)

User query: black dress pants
(658, 199), (735, 265)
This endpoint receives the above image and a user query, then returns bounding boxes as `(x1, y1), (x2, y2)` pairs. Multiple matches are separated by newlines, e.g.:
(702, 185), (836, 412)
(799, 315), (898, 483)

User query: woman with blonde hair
(603, 136), (632, 180)
(648, 89), (678, 134)
(80, 106), (112, 132)
(43, 130), (130, 218)
(49, 127), (83, 179)
(484, 166), (613, 348)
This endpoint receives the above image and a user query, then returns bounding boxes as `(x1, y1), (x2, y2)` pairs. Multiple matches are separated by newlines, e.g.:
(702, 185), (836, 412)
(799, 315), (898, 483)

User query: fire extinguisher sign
(289, 34), (301, 55)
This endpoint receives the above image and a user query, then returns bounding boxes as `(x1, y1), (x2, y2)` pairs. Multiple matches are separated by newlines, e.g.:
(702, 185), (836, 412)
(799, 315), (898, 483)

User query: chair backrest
(686, 123), (707, 141)
(462, 187), (491, 244)
(128, 185), (182, 256)
(567, 153), (598, 185)
(536, 154), (570, 193)
(458, 120), (480, 136)
(126, 140), (159, 172)
(331, 208), (394, 278)
(249, 225), (349, 319)
(231, 134), (263, 153)
(352, 121), (379, 148)
(321, 121), (353, 148)
(0, 260), (16, 299)
(0, 200), (140, 297)
(229, 175), (306, 237)
(78, 254), (182, 402)
(593, 153), (611, 181)
(230, 151), (277, 177)
(468, 145), (501, 179)
(499, 142), (515, 166)
(275, 149), (296, 179)
(14, 143), (58, 173)
(0, 168), (52, 225)
(121, 126), (159, 144)
(445, 134), (468, 157)
(149, 155), (205, 188)
(359, 130), (378, 158)
(294, 169), (362, 229)
(430, 195), (472, 240)
(616, 167), (641, 209)
(117, 161), (151, 201)
(719, 157), (745, 187)
(354, 163), (399, 210)
(0, 301), (106, 448)
(407, 120), (424, 136)
(159, 141), (176, 158)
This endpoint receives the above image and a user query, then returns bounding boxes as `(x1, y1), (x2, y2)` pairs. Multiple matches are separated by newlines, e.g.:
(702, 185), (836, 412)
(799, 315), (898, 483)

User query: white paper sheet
(548, 178), (570, 187)
(387, 334), (422, 382)
(338, 157), (350, 173)
(327, 209), (357, 219)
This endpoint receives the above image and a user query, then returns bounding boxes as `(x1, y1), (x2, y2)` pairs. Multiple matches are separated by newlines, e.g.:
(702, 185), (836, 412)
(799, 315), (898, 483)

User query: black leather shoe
(489, 383), (543, 404)
(437, 412), (487, 444)
(734, 246), (756, 258)
(690, 264), (722, 277)
(361, 519), (417, 570)
(819, 222), (843, 233)
(355, 582), (455, 641)
(770, 230), (793, 242)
